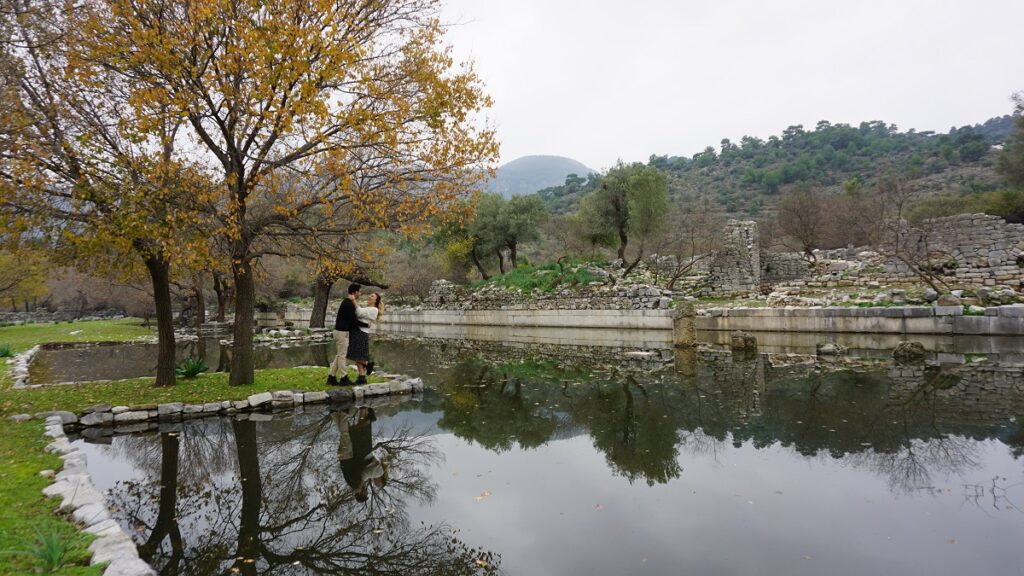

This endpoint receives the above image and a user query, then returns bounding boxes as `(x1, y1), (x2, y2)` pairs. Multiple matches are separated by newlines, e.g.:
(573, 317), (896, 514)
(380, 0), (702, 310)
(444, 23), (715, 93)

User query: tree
(0, 249), (48, 309)
(0, 0), (211, 386)
(997, 92), (1024, 189)
(652, 196), (723, 289)
(777, 184), (826, 263)
(578, 162), (669, 275)
(81, 0), (499, 384)
(470, 194), (546, 271)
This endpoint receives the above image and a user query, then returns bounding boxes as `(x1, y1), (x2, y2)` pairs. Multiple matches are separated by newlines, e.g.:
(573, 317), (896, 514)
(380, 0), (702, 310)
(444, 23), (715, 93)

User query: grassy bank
(0, 318), (383, 575)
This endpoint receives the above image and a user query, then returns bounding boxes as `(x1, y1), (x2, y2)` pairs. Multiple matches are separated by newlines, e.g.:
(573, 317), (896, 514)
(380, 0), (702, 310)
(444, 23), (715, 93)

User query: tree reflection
(108, 410), (501, 575)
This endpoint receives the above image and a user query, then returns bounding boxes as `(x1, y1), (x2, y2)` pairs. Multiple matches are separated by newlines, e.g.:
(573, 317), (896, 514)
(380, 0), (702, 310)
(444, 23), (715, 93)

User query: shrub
(0, 344), (12, 358)
(31, 525), (72, 573)
(175, 357), (208, 379)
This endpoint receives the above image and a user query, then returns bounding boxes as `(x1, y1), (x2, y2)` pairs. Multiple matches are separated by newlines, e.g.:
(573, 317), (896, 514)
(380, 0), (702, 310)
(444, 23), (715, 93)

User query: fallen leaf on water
(802, 555), (812, 560)
(475, 490), (492, 501)
(594, 504), (604, 510)
(475, 559), (489, 568)
(947, 539), (957, 545)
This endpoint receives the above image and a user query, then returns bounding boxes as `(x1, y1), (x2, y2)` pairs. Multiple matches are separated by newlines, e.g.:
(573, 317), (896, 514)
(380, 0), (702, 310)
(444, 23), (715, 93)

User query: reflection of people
(356, 293), (383, 377)
(327, 283), (367, 386)
(333, 406), (389, 502)
(348, 293), (381, 385)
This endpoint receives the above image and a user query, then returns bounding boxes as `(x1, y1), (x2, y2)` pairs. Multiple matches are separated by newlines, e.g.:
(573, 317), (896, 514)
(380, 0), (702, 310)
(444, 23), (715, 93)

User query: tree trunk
(617, 226), (628, 264)
(213, 273), (229, 322)
(229, 255), (256, 386)
(144, 254), (177, 387)
(508, 241), (518, 269)
(309, 274), (334, 329)
(470, 246), (490, 280)
(496, 249), (506, 274)
(192, 279), (205, 332)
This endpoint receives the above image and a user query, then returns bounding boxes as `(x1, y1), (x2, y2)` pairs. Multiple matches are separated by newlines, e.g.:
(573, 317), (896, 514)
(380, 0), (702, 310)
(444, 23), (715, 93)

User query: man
(327, 283), (367, 386)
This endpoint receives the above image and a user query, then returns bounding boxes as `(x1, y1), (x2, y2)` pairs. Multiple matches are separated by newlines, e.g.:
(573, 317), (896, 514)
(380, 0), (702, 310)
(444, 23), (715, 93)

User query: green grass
(0, 318), (155, 356)
(475, 260), (600, 293)
(0, 421), (99, 576)
(0, 318), (388, 575)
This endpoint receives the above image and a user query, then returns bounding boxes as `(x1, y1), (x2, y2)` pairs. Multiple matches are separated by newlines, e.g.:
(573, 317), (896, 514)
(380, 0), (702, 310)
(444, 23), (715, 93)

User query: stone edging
(40, 414), (156, 576)
(60, 374), (425, 430)
(8, 345), (39, 389)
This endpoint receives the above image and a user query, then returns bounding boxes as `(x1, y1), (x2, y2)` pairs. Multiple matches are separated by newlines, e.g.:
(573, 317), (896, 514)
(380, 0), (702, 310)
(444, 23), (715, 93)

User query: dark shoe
(355, 375), (367, 385)
(366, 360), (375, 375)
(326, 374), (339, 386)
(337, 375), (353, 387)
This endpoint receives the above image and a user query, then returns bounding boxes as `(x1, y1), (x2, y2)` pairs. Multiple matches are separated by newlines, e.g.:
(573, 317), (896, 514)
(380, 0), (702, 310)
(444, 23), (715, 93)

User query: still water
(73, 337), (1024, 575)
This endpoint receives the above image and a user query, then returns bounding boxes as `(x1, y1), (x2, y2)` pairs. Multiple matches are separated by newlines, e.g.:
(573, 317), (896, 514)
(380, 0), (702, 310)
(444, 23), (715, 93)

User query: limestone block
(73, 502), (111, 527)
(304, 391), (329, 403)
(80, 409), (114, 424)
(103, 557), (157, 576)
(182, 404), (203, 414)
(83, 404), (113, 415)
(233, 400), (250, 410)
(248, 392), (273, 408)
(111, 406), (130, 415)
(113, 411), (149, 423)
(88, 532), (138, 566)
(389, 380), (412, 394)
(202, 402), (222, 413)
(272, 390), (294, 403)
(157, 403), (183, 416)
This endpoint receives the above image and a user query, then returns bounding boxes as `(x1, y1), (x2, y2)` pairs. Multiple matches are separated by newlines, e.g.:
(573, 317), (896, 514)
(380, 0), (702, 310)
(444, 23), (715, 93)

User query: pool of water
(71, 337), (1024, 575)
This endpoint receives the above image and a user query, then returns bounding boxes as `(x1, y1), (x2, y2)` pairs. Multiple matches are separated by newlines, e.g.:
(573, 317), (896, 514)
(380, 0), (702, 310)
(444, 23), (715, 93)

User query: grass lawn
(0, 318), (386, 575)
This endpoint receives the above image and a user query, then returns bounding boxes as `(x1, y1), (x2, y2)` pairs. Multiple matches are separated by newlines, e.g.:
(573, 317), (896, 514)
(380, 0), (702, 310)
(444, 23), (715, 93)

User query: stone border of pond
(39, 413), (156, 576)
(54, 374), (424, 431)
(32, 373), (425, 575)
(8, 344), (39, 388)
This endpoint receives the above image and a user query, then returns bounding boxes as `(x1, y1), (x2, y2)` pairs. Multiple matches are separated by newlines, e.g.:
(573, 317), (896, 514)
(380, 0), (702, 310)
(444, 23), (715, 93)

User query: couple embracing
(327, 283), (382, 386)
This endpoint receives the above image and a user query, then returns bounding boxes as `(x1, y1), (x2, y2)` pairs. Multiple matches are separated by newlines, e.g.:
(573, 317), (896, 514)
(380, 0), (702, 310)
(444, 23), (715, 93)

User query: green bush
(0, 344), (11, 358)
(477, 259), (600, 293)
(175, 357), (209, 379)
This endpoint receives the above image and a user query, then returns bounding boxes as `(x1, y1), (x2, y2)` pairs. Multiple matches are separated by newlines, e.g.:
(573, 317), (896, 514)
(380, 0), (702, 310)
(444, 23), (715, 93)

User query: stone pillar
(672, 302), (697, 348)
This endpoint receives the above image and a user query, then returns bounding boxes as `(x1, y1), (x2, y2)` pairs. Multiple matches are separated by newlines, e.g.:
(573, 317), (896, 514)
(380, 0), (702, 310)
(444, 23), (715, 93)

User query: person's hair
(371, 292), (383, 320)
(347, 283), (362, 295)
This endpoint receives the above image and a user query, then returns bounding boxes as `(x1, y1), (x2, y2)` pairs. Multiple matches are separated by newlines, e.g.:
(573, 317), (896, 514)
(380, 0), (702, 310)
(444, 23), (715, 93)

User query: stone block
(272, 390), (294, 403)
(327, 388), (354, 402)
(304, 391), (328, 403)
(202, 402), (222, 413)
(933, 305), (963, 316)
(233, 400), (250, 410)
(249, 413), (273, 422)
(103, 557), (157, 576)
(10, 413), (31, 423)
(997, 305), (1024, 318)
(182, 404), (203, 414)
(113, 411), (149, 423)
(157, 403), (183, 416)
(389, 380), (412, 394)
(80, 412), (114, 427)
(83, 404), (112, 415)
(248, 392), (273, 409)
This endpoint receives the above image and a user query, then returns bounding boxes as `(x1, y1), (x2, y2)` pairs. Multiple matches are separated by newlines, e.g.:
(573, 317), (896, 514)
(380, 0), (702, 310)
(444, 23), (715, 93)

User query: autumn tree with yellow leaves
(0, 0), (213, 386)
(77, 0), (498, 384)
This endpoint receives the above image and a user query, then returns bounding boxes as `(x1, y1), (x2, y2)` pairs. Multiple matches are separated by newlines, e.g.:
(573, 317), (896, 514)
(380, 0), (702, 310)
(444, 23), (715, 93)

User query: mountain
(486, 155), (595, 198)
(535, 116), (1016, 215)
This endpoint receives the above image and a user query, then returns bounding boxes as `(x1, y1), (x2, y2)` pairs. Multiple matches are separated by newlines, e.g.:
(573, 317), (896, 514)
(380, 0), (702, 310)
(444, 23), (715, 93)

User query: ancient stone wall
(700, 220), (761, 296)
(761, 252), (812, 285)
(422, 279), (673, 311)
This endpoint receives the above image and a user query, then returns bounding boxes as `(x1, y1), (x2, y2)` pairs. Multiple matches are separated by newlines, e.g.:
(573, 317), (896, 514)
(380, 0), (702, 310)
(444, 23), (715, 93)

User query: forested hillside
(537, 116), (1015, 214)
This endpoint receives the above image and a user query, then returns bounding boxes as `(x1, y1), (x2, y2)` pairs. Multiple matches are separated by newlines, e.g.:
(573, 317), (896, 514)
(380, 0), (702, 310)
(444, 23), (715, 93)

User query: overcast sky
(440, 0), (1024, 171)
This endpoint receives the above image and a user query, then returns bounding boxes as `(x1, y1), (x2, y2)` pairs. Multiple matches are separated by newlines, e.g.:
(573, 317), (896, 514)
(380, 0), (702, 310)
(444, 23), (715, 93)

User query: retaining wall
(695, 305), (1024, 336)
(383, 308), (674, 330)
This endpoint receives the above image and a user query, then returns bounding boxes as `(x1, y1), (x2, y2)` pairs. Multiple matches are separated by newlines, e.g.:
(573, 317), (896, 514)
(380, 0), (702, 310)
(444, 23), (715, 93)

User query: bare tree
(776, 184), (826, 263)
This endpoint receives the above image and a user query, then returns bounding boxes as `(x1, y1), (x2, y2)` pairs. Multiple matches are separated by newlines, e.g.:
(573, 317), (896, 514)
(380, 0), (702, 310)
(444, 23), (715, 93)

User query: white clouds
(441, 0), (1024, 170)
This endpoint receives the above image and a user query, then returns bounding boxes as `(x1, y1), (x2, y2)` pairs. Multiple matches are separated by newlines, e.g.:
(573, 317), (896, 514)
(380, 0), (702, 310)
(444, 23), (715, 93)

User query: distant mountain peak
(487, 155), (595, 198)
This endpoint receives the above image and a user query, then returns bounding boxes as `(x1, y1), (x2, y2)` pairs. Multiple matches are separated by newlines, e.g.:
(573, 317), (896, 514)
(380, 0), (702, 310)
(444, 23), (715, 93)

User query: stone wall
(700, 220), (761, 296)
(762, 252), (813, 285)
(422, 279), (673, 311)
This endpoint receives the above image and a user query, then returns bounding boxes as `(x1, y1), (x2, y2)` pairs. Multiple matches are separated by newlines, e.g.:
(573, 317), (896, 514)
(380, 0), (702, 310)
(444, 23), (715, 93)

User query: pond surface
(73, 336), (1024, 575)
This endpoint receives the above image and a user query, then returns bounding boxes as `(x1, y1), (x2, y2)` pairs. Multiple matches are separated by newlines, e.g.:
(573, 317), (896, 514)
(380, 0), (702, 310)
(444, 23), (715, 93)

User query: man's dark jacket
(334, 298), (368, 331)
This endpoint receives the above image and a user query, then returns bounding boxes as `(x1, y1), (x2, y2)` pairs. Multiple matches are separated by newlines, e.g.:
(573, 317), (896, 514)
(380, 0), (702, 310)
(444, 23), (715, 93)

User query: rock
(202, 402), (222, 413)
(72, 502), (111, 527)
(113, 411), (149, 423)
(39, 469), (55, 478)
(407, 378), (425, 393)
(327, 388), (355, 402)
(111, 406), (130, 415)
(997, 305), (1024, 318)
(271, 390), (294, 403)
(103, 557), (157, 576)
(730, 331), (757, 352)
(363, 383), (391, 396)
(923, 288), (939, 302)
(889, 289), (906, 305)
(182, 404), (203, 414)
(233, 400), (250, 410)
(937, 294), (961, 306)
(157, 403), (184, 416)
(80, 412), (114, 427)
(248, 392), (273, 409)
(88, 532), (138, 566)
(9, 413), (31, 423)
(249, 413), (273, 422)
(83, 404), (113, 415)
(816, 343), (847, 356)
(893, 341), (927, 363)
(389, 380), (412, 394)
(304, 391), (328, 403)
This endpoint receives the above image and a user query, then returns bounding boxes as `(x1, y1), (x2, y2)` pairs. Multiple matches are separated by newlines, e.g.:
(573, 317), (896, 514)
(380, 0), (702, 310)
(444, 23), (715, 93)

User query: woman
(347, 293), (382, 384)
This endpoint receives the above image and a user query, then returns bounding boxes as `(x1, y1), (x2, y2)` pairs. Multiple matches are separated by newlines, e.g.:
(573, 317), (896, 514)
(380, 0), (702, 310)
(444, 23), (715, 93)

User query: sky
(440, 0), (1024, 171)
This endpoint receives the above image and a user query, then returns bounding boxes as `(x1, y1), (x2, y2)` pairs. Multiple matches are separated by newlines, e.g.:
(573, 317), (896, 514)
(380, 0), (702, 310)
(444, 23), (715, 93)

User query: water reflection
(106, 411), (500, 575)
(366, 338), (1024, 492)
